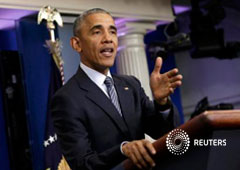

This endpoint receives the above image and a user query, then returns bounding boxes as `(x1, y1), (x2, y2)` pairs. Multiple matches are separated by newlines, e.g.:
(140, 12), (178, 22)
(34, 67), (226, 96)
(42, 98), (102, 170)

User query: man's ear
(70, 36), (82, 53)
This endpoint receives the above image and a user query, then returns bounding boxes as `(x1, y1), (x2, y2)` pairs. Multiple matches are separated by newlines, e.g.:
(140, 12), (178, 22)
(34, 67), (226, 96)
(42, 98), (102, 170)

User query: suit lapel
(75, 68), (130, 137)
(113, 76), (138, 140)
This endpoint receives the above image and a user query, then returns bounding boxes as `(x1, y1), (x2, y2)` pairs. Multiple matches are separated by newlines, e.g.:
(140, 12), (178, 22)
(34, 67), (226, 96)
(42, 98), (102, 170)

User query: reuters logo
(166, 129), (190, 155)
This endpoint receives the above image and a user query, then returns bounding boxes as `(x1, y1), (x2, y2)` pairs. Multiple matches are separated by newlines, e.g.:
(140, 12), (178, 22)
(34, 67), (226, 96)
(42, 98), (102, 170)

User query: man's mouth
(100, 48), (114, 56)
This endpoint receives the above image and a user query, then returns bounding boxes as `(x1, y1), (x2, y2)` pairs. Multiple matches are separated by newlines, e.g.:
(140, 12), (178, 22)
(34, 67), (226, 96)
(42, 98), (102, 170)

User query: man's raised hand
(150, 57), (182, 105)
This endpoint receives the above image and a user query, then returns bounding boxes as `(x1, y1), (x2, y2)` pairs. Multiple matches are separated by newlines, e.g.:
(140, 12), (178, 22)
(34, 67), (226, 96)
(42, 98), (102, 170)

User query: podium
(123, 110), (240, 170)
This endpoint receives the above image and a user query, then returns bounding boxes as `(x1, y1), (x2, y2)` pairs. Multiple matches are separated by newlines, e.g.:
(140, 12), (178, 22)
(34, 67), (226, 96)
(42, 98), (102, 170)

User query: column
(116, 21), (156, 99)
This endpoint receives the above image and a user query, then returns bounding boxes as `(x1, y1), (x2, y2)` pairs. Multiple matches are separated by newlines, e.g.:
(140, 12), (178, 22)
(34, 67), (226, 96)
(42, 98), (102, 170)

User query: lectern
(123, 110), (240, 170)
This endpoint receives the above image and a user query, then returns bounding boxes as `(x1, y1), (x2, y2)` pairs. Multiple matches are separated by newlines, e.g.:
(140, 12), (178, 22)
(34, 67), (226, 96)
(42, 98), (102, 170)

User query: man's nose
(102, 32), (113, 43)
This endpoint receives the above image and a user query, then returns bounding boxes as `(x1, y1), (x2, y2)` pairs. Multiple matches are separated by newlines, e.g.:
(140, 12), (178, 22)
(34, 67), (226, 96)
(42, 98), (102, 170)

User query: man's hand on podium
(122, 139), (156, 169)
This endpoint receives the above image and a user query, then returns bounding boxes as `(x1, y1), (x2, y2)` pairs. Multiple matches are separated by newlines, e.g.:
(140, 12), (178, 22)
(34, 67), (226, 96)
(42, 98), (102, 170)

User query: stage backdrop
(0, 29), (18, 170)
(0, 82), (10, 170)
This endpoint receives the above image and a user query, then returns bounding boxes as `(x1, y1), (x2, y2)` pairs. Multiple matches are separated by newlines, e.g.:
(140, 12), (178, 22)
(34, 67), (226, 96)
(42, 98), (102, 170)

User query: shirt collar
(80, 62), (112, 87)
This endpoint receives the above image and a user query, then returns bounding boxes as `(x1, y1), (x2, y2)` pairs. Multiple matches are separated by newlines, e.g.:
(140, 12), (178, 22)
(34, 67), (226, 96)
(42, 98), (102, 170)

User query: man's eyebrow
(90, 25), (103, 32)
(89, 25), (117, 32)
(110, 25), (117, 31)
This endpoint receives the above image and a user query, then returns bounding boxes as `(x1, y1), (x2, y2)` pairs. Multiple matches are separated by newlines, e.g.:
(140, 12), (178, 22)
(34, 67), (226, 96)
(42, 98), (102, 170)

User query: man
(51, 8), (182, 170)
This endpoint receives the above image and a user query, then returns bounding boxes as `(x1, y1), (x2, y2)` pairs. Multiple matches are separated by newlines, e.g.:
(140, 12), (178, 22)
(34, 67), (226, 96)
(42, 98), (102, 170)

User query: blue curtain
(0, 29), (17, 51)
(16, 17), (53, 170)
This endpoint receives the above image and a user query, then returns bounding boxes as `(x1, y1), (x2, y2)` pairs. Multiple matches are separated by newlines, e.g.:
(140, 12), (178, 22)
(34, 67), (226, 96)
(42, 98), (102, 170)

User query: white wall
(175, 8), (240, 120)
(175, 51), (240, 120)
(58, 23), (79, 82)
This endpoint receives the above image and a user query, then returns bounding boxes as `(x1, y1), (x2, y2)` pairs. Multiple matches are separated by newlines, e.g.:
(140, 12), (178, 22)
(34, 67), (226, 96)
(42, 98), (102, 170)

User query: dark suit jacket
(51, 67), (180, 170)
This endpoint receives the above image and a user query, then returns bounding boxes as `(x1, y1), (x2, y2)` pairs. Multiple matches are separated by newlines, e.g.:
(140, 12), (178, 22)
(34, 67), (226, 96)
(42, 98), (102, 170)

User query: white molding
(117, 21), (156, 36)
(0, 0), (174, 21)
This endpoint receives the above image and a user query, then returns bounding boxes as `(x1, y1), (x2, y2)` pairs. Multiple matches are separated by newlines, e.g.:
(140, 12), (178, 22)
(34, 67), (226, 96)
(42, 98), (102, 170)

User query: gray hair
(73, 8), (112, 36)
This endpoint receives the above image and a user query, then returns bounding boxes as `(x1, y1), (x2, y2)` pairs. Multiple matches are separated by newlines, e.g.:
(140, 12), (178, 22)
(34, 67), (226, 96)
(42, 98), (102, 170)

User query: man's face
(77, 13), (118, 74)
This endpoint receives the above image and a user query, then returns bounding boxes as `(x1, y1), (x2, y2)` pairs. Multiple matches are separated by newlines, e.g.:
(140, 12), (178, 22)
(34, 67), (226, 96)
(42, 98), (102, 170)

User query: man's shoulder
(53, 73), (80, 98)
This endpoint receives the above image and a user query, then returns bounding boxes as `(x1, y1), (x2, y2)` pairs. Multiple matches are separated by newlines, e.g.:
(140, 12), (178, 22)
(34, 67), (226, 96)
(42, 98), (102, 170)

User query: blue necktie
(104, 77), (122, 116)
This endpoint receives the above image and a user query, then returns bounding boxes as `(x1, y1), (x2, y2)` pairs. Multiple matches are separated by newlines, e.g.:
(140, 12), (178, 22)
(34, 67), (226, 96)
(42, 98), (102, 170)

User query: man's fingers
(132, 145), (148, 169)
(124, 140), (156, 169)
(167, 68), (179, 78)
(152, 57), (162, 74)
(144, 140), (156, 155)
(142, 141), (156, 167)
(170, 75), (183, 83)
(124, 143), (144, 169)
(171, 81), (182, 89)
(129, 151), (143, 169)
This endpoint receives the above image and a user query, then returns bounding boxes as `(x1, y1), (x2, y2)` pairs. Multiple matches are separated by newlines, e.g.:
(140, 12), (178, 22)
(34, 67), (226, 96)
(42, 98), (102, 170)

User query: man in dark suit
(51, 8), (183, 170)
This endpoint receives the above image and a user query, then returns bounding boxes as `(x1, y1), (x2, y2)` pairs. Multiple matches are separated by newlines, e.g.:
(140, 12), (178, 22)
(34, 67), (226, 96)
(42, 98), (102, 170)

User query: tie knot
(104, 77), (113, 87)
